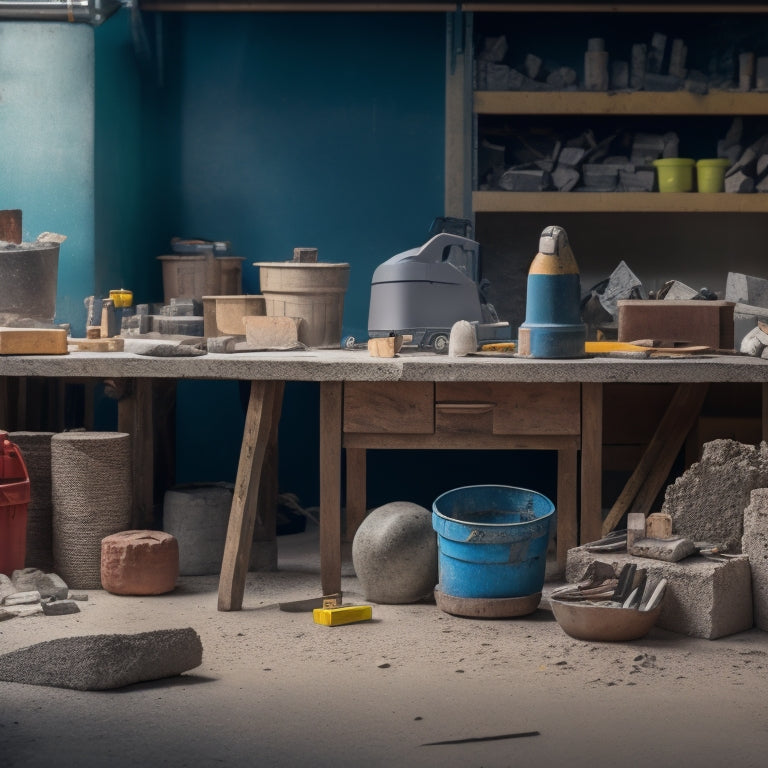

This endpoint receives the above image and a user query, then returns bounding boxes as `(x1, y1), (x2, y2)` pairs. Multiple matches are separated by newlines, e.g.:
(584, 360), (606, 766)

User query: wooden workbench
(2, 349), (768, 610)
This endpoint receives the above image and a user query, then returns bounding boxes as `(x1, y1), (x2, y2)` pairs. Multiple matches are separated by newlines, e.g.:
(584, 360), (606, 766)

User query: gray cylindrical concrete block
(51, 432), (132, 589)
(163, 484), (234, 576)
(352, 501), (438, 604)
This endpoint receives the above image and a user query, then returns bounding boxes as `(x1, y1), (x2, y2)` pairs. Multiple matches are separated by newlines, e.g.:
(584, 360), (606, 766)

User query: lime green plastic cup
(653, 158), (695, 192)
(696, 158), (730, 193)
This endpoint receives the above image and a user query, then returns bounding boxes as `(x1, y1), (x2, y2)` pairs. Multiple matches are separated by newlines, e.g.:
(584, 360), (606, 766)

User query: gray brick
(566, 546), (753, 639)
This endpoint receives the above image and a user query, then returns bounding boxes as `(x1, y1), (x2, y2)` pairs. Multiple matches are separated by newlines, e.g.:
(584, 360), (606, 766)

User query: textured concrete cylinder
(9, 431), (55, 571)
(51, 432), (132, 589)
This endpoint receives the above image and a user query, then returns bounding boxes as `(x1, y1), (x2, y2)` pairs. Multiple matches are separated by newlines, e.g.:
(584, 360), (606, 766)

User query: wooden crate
(617, 300), (735, 350)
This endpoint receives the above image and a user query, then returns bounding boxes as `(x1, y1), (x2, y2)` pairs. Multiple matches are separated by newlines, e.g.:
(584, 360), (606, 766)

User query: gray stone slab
(662, 439), (768, 554)
(566, 546), (753, 639)
(743, 488), (768, 631)
(5, 348), (768, 387)
(0, 627), (203, 690)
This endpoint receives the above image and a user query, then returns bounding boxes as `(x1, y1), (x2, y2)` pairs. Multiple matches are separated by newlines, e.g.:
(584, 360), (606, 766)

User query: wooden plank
(580, 383), (603, 545)
(254, 381), (285, 542)
(0, 209), (22, 243)
(602, 383), (710, 536)
(217, 379), (278, 611)
(68, 337), (125, 352)
(556, 447), (578, 573)
(344, 447), (367, 542)
(0, 328), (68, 355)
(0, 376), (7, 429)
(343, 381), (434, 434)
(474, 90), (768, 116)
(118, 378), (154, 529)
(320, 381), (343, 595)
(473, 190), (768, 214)
(344, 432), (580, 451)
(465, 3), (768, 13)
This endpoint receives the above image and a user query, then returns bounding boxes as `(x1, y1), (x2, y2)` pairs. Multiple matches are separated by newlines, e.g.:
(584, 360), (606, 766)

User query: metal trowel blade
(278, 593), (342, 612)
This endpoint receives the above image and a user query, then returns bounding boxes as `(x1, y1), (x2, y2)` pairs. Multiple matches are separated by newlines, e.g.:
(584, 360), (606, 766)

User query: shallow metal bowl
(550, 598), (662, 642)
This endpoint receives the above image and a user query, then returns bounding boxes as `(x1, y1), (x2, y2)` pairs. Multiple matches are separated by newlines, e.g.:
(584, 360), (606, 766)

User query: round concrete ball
(352, 501), (438, 604)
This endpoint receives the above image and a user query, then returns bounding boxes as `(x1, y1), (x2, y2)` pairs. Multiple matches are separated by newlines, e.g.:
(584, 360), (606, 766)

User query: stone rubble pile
(0, 567), (86, 621)
(477, 30), (759, 95)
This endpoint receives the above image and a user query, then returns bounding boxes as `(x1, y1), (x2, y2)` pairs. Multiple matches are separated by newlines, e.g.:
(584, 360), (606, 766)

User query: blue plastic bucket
(432, 484), (556, 599)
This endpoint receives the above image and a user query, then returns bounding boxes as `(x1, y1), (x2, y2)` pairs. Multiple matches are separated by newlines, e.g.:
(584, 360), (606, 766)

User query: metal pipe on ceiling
(0, 0), (125, 25)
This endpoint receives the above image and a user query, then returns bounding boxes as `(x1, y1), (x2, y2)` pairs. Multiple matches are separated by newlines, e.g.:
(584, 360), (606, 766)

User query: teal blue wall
(0, 22), (95, 335)
(1, 11), (556, 512)
(166, 13), (447, 501)
(94, 10), (178, 304)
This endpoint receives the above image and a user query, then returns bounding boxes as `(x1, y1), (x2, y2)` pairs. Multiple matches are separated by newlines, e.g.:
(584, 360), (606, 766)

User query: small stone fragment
(2, 591), (41, 606)
(41, 600), (81, 616)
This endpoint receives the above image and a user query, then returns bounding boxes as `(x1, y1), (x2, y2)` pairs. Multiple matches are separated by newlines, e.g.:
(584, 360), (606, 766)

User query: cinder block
(566, 546), (753, 639)
(743, 488), (768, 631)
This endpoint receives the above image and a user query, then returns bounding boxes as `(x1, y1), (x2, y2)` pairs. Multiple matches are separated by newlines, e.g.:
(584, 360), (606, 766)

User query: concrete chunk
(0, 628), (203, 690)
(662, 439), (768, 553)
(2, 591), (40, 606)
(629, 537), (696, 562)
(0, 574), (13, 603)
(41, 599), (80, 616)
(742, 488), (768, 631)
(12, 568), (68, 600)
(566, 547), (752, 639)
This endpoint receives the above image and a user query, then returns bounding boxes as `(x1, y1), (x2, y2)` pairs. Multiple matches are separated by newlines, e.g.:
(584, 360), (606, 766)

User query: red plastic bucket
(0, 430), (31, 576)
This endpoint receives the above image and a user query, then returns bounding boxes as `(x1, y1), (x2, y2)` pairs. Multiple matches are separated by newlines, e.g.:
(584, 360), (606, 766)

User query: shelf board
(475, 90), (768, 116)
(473, 191), (768, 213)
(139, 1), (454, 9)
(464, 3), (768, 12)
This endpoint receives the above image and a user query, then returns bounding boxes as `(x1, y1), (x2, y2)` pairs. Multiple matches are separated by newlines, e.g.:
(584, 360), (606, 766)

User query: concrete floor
(3, 524), (768, 768)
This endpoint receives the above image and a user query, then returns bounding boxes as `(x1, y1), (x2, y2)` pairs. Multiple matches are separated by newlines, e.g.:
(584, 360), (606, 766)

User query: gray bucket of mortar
(0, 241), (60, 325)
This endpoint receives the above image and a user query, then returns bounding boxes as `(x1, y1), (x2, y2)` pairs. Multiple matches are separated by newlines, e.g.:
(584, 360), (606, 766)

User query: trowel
(278, 593), (342, 613)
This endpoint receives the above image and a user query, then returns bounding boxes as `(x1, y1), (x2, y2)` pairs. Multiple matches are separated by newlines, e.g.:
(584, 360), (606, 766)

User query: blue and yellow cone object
(518, 225), (586, 358)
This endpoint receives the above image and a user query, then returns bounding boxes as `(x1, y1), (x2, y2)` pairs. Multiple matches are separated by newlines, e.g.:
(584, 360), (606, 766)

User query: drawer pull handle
(436, 402), (495, 415)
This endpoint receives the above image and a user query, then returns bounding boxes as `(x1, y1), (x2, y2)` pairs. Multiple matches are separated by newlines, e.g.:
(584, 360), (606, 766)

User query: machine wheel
(431, 333), (449, 354)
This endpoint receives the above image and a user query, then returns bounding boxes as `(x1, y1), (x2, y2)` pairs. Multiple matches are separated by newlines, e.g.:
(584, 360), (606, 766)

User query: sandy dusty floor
(3, 524), (768, 768)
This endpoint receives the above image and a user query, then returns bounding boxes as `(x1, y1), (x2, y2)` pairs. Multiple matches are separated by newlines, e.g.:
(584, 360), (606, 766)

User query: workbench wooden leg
(580, 382), (603, 545)
(344, 447), (366, 542)
(117, 378), (154, 529)
(254, 382), (285, 547)
(556, 447), (578, 573)
(320, 381), (343, 595)
(218, 380), (279, 611)
(0, 377), (7, 430)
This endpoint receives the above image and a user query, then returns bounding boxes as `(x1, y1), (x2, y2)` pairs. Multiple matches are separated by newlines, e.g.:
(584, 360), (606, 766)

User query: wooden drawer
(343, 381), (434, 434)
(435, 382), (580, 436)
